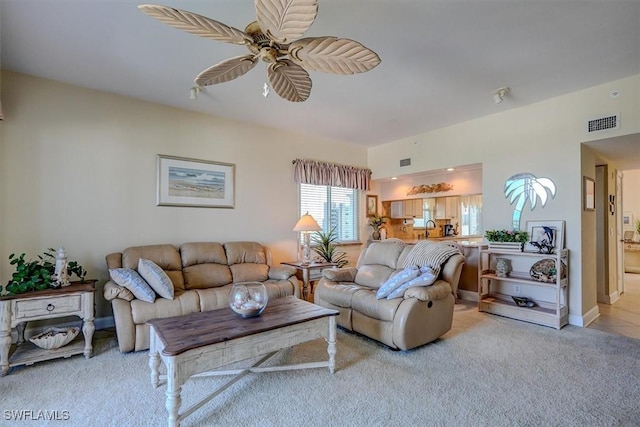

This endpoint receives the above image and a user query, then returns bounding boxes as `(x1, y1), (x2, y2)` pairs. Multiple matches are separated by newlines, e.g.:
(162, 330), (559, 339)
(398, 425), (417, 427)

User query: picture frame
(366, 194), (378, 217)
(156, 154), (235, 208)
(623, 211), (633, 229)
(583, 176), (595, 211)
(524, 220), (565, 253)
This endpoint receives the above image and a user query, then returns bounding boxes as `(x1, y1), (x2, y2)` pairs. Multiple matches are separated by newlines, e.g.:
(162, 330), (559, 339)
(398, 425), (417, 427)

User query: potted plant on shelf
(484, 229), (529, 251)
(312, 227), (349, 268)
(1, 248), (87, 295)
(368, 214), (387, 240)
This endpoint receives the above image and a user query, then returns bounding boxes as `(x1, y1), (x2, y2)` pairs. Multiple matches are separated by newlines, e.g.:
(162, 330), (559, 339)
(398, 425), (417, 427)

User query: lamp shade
(293, 213), (321, 232)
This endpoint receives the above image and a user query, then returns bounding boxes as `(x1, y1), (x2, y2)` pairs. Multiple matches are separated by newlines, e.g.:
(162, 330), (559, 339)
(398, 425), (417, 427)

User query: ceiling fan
(139, 0), (381, 102)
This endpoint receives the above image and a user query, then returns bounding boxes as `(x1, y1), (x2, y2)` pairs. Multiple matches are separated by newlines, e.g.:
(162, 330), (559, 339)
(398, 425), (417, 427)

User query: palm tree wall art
(504, 173), (557, 230)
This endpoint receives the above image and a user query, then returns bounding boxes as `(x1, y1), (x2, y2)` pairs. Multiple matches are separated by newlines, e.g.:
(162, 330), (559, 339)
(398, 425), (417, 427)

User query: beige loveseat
(103, 241), (300, 352)
(314, 241), (465, 350)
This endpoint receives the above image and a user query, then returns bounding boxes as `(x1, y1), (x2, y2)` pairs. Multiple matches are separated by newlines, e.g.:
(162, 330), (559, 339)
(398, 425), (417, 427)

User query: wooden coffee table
(147, 296), (338, 427)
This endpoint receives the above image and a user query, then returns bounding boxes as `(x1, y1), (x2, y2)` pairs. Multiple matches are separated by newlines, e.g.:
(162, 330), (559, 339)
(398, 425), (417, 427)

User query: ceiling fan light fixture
(190, 85), (203, 100)
(139, 0), (380, 103)
(493, 86), (510, 104)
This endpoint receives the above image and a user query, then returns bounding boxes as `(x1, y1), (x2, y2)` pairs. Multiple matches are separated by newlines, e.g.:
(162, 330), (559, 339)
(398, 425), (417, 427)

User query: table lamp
(293, 212), (321, 265)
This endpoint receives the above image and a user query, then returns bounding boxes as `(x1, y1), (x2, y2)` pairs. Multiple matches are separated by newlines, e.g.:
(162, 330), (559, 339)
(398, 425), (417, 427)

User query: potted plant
(368, 214), (387, 240)
(484, 229), (529, 251)
(1, 248), (87, 295)
(311, 227), (349, 268)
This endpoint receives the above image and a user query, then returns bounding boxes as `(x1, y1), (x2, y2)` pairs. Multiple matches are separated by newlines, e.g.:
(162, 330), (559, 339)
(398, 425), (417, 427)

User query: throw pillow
(375, 266), (420, 299)
(109, 268), (156, 303)
(386, 266), (437, 299)
(138, 259), (175, 300)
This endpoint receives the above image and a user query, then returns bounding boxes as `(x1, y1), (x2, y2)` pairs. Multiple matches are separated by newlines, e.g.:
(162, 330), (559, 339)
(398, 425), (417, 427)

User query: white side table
(0, 280), (96, 376)
(281, 261), (337, 301)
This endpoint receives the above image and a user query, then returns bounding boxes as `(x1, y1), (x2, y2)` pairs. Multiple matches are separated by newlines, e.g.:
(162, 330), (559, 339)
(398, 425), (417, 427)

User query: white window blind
(300, 183), (358, 243)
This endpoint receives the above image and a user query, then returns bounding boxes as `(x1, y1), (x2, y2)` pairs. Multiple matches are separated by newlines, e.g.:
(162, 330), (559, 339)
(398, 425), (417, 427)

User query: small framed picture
(524, 220), (565, 253)
(156, 154), (235, 208)
(583, 176), (595, 211)
(623, 211), (633, 229)
(366, 194), (378, 217)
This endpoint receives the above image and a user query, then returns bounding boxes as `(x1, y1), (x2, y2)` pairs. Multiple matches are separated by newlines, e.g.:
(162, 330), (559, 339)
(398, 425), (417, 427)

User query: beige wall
(368, 74), (640, 325)
(623, 169), (640, 229)
(379, 167), (482, 201)
(0, 71), (368, 318)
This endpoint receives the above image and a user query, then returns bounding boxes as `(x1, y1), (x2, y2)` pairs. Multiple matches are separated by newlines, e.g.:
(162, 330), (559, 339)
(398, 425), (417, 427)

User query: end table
(0, 280), (97, 376)
(281, 261), (337, 301)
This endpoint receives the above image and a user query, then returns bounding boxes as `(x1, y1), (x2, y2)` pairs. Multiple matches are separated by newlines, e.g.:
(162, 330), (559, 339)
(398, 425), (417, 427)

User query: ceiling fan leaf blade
(288, 37), (381, 74)
(267, 60), (311, 102)
(139, 4), (252, 45)
(255, 0), (318, 44)
(195, 55), (258, 86)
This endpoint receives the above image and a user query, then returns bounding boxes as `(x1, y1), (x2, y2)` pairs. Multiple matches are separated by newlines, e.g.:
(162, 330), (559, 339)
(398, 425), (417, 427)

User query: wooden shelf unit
(478, 249), (568, 329)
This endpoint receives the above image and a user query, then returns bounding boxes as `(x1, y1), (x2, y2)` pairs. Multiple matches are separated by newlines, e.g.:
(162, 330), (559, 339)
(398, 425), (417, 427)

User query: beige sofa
(314, 241), (465, 350)
(103, 241), (300, 352)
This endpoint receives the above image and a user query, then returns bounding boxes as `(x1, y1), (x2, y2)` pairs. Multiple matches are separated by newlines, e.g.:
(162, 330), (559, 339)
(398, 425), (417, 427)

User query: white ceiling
(2, 0), (639, 149)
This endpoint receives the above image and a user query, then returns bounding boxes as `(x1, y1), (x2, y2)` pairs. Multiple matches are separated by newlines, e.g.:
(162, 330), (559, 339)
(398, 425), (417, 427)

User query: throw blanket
(401, 241), (462, 276)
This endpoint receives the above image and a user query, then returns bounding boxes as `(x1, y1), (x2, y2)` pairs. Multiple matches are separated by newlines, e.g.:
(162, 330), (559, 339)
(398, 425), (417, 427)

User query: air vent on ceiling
(586, 114), (620, 133)
(400, 158), (411, 167)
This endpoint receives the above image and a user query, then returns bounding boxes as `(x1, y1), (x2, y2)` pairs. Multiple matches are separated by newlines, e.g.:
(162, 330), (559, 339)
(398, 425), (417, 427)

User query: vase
(228, 282), (268, 318)
(372, 231), (381, 240)
(495, 257), (511, 277)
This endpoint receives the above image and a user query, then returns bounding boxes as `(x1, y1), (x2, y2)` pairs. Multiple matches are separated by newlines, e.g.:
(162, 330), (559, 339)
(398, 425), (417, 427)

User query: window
(299, 183), (358, 243)
(413, 199), (435, 229)
(460, 195), (483, 236)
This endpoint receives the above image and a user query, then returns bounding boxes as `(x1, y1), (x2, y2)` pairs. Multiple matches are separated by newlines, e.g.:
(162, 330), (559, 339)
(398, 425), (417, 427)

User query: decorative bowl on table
(29, 327), (80, 350)
(512, 296), (536, 308)
(228, 282), (268, 318)
(530, 259), (567, 283)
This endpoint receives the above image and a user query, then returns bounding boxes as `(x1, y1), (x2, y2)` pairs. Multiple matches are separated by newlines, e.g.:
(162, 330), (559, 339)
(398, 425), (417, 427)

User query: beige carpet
(2, 303), (639, 426)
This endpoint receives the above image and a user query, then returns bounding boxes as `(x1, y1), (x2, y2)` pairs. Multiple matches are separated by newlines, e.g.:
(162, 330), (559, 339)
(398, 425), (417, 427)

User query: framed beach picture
(156, 155), (235, 208)
(524, 220), (565, 253)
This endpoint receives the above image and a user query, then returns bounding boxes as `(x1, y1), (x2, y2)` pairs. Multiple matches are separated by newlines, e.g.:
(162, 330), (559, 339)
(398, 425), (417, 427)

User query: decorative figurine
(52, 246), (70, 287)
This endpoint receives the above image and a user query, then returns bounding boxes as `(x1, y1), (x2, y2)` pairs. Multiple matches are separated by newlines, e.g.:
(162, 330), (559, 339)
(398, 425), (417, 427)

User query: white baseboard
(569, 304), (600, 327)
(599, 290), (620, 305)
(457, 289), (478, 302)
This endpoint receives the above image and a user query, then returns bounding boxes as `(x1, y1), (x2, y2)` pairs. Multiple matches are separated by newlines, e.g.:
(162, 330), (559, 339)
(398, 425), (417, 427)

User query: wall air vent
(400, 158), (411, 167)
(586, 114), (620, 133)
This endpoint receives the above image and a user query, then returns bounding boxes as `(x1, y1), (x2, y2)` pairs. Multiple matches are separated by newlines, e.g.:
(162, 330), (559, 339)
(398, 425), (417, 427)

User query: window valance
(293, 159), (371, 191)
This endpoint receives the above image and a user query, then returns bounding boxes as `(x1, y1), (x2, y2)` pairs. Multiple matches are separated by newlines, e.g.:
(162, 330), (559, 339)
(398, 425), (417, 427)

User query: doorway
(585, 133), (640, 337)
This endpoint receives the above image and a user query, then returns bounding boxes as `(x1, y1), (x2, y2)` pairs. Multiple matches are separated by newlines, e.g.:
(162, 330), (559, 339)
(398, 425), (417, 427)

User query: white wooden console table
(0, 280), (96, 376)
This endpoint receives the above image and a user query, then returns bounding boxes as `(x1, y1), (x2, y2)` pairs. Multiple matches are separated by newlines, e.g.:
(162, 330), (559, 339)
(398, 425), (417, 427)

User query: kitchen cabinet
(403, 199), (423, 218)
(435, 196), (459, 219)
(445, 196), (459, 221)
(390, 199), (423, 218)
(435, 198), (446, 219)
(390, 201), (403, 218)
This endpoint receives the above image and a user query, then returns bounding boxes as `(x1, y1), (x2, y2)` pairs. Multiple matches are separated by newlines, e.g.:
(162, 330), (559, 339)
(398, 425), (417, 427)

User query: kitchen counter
(624, 241), (640, 274)
(399, 236), (483, 245)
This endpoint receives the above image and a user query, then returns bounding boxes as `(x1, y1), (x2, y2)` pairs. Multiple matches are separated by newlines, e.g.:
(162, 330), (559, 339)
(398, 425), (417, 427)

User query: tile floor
(588, 273), (640, 339)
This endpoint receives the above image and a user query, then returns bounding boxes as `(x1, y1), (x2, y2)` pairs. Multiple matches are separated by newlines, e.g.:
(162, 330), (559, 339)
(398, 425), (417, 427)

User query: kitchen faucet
(425, 220), (436, 237)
